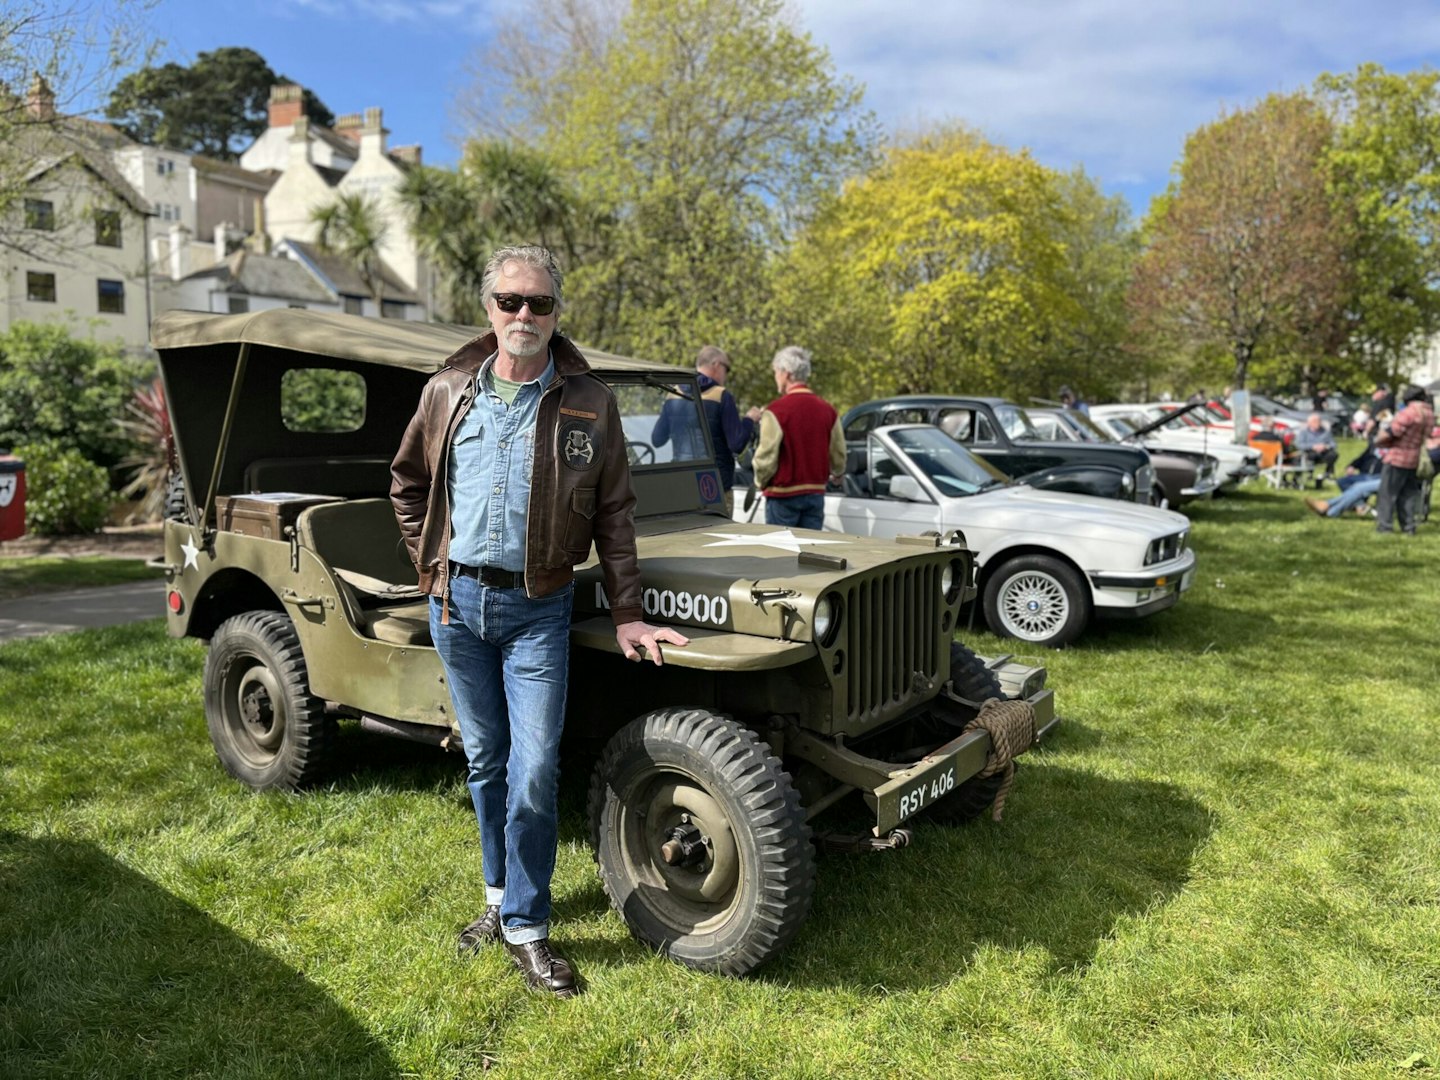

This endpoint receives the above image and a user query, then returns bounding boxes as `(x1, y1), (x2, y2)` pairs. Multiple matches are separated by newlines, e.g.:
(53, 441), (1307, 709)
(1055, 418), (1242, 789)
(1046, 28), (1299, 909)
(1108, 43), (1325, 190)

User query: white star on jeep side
(181, 534), (201, 571)
(702, 529), (849, 553)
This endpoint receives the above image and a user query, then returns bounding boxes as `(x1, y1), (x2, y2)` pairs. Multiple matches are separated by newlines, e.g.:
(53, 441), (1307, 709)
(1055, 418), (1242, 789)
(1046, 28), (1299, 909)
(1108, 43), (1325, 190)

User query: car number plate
(873, 730), (989, 834)
(1179, 566), (1195, 592)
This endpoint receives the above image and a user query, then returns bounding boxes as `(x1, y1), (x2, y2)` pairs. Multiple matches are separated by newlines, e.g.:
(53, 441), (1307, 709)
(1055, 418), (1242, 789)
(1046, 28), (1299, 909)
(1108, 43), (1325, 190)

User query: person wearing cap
(652, 345), (760, 515)
(1374, 386), (1435, 534)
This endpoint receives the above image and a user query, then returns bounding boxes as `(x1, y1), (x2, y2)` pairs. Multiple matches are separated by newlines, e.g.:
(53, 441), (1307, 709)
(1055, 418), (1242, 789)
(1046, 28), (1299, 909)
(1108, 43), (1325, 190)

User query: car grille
(1145, 530), (1189, 566)
(839, 561), (945, 728)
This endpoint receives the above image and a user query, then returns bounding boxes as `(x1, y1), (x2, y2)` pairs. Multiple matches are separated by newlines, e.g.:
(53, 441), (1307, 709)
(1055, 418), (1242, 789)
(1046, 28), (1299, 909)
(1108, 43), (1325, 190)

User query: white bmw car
(736, 424), (1196, 647)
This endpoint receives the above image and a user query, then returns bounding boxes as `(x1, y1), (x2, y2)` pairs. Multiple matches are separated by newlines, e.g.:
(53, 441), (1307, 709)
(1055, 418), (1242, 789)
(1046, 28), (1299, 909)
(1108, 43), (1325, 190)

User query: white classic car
(736, 424), (1196, 647)
(1087, 404), (1260, 486)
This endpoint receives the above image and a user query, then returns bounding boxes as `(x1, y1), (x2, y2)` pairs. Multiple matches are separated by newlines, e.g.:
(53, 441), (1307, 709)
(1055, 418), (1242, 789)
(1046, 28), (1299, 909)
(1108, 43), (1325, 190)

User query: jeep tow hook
(815, 828), (913, 855)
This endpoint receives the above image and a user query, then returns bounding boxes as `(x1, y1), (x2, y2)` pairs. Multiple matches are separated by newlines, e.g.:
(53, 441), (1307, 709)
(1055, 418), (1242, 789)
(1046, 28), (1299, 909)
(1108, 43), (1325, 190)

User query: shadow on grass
(768, 764), (1213, 990)
(0, 833), (398, 1080)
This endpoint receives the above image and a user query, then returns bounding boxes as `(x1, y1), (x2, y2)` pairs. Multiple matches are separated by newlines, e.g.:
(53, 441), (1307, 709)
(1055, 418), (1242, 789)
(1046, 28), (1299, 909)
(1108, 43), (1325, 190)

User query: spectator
(752, 346), (846, 530)
(653, 345), (760, 515)
(1351, 402), (1371, 436)
(1058, 385), (1090, 415)
(1374, 386), (1435, 534)
(1294, 412), (1339, 481)
(1372, 382), (1396, 416)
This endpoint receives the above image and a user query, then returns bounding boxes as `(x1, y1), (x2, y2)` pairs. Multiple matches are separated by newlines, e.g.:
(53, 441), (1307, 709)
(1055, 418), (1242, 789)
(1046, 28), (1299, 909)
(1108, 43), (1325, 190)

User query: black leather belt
(450, 562), (523, 589)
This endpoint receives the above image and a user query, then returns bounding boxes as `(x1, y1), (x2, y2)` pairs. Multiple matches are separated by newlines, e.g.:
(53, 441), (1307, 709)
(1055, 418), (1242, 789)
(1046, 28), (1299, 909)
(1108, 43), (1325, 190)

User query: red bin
(0, 453), (25, 541)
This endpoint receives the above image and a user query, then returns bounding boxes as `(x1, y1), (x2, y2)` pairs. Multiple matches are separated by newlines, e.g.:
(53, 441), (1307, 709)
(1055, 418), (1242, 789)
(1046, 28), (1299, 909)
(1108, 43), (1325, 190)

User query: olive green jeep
(153, 308), (1056, 976)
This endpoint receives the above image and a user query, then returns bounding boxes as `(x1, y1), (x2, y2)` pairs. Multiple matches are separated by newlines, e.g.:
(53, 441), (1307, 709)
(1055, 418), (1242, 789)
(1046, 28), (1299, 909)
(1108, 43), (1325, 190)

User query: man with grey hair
(391, 244), (688, 998)
(652, 344), (762, 514)
(751, 345), (845, 529)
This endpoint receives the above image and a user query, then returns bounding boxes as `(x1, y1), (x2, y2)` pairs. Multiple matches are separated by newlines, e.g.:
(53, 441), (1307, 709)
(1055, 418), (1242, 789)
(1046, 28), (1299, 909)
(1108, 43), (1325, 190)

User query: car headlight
(1121, 471), (1135, 493)
(941, 558), (965, 602)
(814, 593), (841, 645)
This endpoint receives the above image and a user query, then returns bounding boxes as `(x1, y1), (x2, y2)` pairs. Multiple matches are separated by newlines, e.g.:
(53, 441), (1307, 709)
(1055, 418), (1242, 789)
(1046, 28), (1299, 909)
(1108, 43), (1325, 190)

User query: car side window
(973, 412), (997, 445)
(868, 441), (902, 499)
(937, 408), (973, 443)
(881, 408), (928, 426)
(844, 412), (876, 440)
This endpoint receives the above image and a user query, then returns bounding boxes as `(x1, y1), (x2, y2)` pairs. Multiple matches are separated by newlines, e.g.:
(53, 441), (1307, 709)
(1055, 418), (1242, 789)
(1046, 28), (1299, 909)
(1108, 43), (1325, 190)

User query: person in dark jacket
(652, 345), (760, 514)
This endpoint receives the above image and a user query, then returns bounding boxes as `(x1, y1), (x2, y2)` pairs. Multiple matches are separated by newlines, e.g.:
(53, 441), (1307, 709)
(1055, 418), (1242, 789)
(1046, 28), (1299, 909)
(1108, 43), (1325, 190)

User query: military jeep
(153, 308), (1056, 976)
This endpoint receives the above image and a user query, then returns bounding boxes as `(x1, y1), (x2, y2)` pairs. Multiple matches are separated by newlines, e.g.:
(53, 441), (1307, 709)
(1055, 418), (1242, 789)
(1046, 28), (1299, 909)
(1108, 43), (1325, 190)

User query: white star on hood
(702, 529), (850, 553)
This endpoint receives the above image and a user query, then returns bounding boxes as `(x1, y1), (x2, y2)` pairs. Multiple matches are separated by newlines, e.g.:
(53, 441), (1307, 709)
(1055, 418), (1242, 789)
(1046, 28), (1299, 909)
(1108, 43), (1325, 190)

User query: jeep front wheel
(203, 611), (335, 791)
(587, 708), (815, 976)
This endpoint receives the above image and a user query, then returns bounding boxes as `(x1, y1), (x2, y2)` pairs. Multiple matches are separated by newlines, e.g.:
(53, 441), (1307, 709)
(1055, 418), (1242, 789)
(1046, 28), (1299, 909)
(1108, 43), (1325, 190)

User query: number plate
(1179, 566), (1195, 592)
(872, 729), (990, 834)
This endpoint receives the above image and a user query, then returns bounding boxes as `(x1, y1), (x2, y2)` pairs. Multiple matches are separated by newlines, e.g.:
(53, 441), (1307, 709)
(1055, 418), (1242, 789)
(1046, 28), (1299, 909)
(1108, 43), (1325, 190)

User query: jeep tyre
(983, 554), (1090, 648)
(587, 707), (815, 976)
(926, 643), (1007, 824)
(204, 611), (335, 790)
(164, 472), (187, 522)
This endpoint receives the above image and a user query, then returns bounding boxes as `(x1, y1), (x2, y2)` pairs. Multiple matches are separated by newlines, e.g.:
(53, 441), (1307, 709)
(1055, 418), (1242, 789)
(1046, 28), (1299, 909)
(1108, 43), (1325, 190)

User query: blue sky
(135, 0), (1439, 214)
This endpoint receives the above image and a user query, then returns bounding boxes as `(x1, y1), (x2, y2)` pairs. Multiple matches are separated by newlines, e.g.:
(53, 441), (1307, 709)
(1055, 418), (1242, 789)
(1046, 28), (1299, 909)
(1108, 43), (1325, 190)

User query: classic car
(1026, 407), (1222, 507)
(737, 424), (1196, 648)
(842, 396), (1156, 504)
(1089, 404), (1261, 487)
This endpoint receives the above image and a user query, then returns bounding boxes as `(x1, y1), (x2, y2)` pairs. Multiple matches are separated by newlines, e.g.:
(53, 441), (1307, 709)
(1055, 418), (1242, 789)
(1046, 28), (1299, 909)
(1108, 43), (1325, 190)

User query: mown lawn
(0, 555), (160, 602)
(2, 477), (1438, 1079)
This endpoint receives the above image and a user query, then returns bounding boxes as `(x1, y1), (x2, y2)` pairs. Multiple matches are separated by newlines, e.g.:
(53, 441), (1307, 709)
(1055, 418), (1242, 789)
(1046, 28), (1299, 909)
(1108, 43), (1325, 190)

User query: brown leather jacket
(390, 330), (643, 626)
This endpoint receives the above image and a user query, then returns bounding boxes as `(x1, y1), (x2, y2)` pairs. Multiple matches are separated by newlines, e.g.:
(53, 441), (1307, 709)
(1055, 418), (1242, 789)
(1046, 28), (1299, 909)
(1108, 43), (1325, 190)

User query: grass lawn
(3, 473), (1438, 1078)
(0, 555), (161, 602)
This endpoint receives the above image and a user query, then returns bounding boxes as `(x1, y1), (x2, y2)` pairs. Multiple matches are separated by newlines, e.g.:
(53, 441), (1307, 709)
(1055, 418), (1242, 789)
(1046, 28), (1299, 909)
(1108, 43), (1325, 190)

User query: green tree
(105, 47), (334, 160)
(1315, 63), (1440, 388)
(776, 128), (1079, 407)
(311, 192), (389, 307)
(518, 0), (877, 372)
(1128, 94), (1350, 392)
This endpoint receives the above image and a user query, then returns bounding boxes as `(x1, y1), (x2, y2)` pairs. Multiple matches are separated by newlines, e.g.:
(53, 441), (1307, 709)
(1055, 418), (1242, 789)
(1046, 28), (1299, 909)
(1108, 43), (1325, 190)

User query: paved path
(0, 581), (164, 642)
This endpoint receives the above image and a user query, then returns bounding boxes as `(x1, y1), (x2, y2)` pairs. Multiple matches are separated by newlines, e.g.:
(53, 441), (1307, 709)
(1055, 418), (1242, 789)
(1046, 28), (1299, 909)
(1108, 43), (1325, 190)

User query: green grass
(0, 555), (160, 602)
(3, 475), (1439, 1078)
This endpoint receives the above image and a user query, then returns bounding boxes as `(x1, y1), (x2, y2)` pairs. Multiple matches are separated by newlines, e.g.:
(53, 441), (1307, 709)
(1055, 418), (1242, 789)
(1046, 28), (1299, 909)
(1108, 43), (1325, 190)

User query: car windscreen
(1063, 410), (1114, 443)
(611, 377), (710, 467)
(994, 404), (1040, 440)
(889, 427), (1009, 496)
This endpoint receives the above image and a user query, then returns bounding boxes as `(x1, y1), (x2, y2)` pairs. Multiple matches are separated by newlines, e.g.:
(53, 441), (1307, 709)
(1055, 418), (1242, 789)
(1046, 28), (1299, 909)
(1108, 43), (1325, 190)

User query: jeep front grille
(840, 562), (945, 728)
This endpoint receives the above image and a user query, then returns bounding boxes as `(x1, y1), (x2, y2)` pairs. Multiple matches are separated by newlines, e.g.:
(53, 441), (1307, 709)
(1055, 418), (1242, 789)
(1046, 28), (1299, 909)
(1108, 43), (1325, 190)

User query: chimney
(215, 222), (231, 263)
(168, 222), (191, 280)
(359, 106), (387, 159)
(268, 83), (305, 128)
(390, 144), (422, 167)
(26, 74), (55, 121)
(334, 113), (363, 144)
(288, 115), (312, 164)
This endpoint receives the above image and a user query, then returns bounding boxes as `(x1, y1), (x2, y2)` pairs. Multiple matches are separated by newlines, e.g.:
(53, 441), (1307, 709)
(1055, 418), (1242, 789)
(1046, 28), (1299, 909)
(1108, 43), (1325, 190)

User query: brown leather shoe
(456, 905), (501, 955)
(1305, 497), (1328, 516)
(504, 938), (580, 998)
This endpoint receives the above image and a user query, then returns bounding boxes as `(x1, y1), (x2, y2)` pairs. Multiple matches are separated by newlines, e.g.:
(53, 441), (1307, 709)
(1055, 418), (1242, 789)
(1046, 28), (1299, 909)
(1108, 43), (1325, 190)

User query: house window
(381, 299), (405, 320)
(95, 209), (122, 248)
(26, 271), (56, 302)
(227, 296), (249, 314)
(342, 295), (363, 315)
(97, 279), (125, 314)
(24, 199), (54, 231)
(156, 158), (174, 176)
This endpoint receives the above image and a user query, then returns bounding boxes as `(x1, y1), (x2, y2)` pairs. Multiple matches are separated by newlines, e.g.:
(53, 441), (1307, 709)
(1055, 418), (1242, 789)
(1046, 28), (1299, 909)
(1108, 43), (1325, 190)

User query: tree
(311, 192), (389, 307)
(1128, 94), (1351, 392)
(1315, 63), (1440, 388)
(775, 127), (1081, 407)
(0, 1), (157, 255)
(490, 0), (877, 376)
(105, 47), (334, 160)
(398, 140), (578, 323)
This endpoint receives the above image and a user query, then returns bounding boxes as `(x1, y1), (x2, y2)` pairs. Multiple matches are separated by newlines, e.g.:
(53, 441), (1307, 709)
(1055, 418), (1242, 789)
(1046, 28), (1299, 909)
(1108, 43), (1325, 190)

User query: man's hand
(615, 620), (690, 666)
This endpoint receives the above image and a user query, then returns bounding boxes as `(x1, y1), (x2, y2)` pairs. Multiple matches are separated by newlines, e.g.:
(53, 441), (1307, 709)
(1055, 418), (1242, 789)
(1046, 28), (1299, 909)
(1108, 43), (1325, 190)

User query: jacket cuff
(610, 605), (644, 626)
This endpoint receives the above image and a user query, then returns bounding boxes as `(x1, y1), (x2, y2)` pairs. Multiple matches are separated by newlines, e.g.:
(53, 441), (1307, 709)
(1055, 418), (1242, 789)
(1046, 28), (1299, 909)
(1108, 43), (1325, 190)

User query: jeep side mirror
(889, 475), (924, 502)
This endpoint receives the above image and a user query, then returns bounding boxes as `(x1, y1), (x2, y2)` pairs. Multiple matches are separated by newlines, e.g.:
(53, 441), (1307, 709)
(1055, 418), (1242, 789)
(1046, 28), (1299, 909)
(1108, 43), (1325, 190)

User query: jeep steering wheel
(626, 440), (656, 466)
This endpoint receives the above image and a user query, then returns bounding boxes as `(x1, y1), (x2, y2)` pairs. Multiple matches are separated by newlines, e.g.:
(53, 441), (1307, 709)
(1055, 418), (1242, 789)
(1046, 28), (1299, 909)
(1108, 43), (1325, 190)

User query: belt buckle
(479, 565), (511, 588)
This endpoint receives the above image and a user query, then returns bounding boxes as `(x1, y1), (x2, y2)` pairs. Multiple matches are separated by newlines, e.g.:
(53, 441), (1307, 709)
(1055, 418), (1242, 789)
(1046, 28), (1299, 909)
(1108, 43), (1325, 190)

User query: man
(1058, 384), (1090, 415)
(1375, 385), (1435, 534)
(1294, 412), (1339, 480)
(752, 345), (845, 530)
(390, 245), (688, 998)
(651, 345), (761, 514)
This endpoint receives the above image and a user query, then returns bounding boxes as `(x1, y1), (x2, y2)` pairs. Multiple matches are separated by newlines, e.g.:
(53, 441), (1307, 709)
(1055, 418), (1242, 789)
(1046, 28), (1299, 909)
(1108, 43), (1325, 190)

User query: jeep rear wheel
(983, 554), (1090, 648)
(587, 708), (815, 976)
(204, 611), (335, 791)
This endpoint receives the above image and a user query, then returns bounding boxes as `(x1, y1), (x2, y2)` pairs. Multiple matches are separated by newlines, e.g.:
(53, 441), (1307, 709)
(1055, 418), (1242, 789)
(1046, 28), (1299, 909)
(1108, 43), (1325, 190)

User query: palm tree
(310, 192), (389, 309)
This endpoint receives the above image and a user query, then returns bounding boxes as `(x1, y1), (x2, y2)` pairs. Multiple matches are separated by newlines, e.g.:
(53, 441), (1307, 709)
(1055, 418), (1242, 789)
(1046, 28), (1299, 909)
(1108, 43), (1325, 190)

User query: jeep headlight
(814, 592), (841, 646)
(942, 558), (965, 602)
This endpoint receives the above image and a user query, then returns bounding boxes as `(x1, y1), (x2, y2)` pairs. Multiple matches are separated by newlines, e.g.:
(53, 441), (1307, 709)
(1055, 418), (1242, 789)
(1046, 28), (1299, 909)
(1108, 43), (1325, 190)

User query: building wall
(240, 125), (355, 174)
(2, 162), (152, 349)
(1405, 335), (1440, 390)
(263, 132), (337, 247)
(155, 276), (342, 316)
(195, 173), (268, 243)
(113, 145), (196, 233)
(336, 130), (421, 293)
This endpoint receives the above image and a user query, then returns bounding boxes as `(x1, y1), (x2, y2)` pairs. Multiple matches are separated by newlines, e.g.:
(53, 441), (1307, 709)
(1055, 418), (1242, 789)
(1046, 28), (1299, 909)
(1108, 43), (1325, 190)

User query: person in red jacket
(1375, 385), (1436, 534)
(751, 346), (845, 529)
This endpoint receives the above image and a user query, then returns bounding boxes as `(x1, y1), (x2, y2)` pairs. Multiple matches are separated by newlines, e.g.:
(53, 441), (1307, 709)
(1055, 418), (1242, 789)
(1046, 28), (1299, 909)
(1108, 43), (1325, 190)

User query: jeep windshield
(889, 427), (1010, 495)
(612, 376), (710, 467)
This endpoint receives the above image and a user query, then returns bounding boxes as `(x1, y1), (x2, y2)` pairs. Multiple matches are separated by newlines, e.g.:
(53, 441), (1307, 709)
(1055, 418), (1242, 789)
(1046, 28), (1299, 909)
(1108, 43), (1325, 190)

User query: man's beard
(505, 320), (546, 358)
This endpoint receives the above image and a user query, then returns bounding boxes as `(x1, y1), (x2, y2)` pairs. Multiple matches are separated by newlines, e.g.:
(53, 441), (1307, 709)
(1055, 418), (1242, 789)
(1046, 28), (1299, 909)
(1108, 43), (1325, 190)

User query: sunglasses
(492, 292), (556, 316)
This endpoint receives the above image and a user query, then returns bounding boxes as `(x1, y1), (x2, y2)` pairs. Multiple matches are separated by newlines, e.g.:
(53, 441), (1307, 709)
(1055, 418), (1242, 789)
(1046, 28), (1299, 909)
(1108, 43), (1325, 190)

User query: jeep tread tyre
(927, 643), (1006, 824)
(982, 554), (1090, 648)
(587, 707), (815, 976)
(164, 472), (187, 522)
(948, 641), (1003, 703)
(204, 611), (335, 791)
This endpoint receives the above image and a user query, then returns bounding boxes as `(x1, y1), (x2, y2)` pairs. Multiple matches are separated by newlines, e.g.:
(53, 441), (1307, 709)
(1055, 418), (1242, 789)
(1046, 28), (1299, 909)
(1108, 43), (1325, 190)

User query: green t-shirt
(486, 370), (523, 407)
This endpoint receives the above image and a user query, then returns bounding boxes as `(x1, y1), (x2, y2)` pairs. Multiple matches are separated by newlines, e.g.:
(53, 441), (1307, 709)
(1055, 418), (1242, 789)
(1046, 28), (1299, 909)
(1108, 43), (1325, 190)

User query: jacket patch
(560, 419), (602, 471)
(560, 407), (599, 420)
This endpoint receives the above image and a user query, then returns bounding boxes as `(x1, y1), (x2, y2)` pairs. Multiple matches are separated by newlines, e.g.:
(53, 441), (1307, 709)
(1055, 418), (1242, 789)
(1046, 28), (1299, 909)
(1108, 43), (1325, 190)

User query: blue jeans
(1326, 475), (1381, 516)
(765, 492), (825, 530)
(430, 577), (573, 944)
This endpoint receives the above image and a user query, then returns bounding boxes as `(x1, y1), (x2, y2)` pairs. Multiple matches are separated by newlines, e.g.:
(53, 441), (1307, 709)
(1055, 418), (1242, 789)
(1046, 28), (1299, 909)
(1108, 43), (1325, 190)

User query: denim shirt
(447, 352), (555, 572)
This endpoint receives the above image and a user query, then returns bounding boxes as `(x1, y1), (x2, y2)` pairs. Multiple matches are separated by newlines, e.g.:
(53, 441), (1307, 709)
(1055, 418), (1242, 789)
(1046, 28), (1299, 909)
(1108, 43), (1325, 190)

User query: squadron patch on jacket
(560, 419), (601, 471)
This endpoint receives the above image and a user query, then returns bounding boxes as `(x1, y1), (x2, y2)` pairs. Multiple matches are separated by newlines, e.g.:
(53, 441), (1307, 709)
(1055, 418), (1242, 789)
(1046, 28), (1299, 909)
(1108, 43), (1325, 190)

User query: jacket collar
(440, 330), (592, 378)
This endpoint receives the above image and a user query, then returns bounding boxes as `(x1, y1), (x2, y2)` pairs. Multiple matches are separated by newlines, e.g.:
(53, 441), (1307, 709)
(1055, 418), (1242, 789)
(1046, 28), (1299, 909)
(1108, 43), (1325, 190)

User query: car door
(827, 433), (942, 539)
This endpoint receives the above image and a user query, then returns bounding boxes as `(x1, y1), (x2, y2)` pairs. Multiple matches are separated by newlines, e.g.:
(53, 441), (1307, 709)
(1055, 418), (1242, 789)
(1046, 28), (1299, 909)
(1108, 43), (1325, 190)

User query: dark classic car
(842, 396), (1156, 504)
(1027, 407), (1221, 508)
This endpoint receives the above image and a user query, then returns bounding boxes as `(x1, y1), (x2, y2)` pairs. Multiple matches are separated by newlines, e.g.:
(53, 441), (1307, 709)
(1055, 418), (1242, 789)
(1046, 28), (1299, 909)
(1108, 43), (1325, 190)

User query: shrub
(14, 440), (113, 536)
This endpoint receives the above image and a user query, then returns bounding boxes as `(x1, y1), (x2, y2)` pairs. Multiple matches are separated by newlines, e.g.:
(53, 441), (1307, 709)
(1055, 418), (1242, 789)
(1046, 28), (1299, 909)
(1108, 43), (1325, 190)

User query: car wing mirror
(888, 475), (925, 502)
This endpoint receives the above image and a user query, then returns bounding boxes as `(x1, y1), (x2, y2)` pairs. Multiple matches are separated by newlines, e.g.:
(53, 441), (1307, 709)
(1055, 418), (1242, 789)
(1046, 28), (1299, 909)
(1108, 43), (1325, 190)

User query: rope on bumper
(961, 698), (1038, 821)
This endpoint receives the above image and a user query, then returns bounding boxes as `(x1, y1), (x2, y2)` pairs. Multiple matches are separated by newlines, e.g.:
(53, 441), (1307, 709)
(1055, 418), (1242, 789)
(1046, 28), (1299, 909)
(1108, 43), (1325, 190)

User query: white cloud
(793, 0), (1440, 206)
